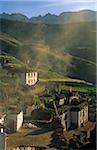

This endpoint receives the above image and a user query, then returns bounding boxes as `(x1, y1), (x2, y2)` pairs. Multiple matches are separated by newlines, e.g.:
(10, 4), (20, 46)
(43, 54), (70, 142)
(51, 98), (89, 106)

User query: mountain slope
(0, 11), (96, 83)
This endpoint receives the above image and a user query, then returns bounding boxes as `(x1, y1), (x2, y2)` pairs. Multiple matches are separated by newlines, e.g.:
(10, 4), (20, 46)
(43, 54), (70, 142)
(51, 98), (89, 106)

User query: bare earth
(7, 127), (54, 149)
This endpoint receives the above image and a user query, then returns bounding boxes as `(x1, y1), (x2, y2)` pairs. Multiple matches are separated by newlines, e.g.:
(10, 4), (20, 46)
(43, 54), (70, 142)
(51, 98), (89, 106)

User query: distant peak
(46, 13), (51, 15)
(0, 9), (96, 24)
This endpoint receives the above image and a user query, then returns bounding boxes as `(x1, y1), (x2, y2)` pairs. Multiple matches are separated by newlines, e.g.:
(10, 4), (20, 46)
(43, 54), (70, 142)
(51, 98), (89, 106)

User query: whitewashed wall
(61, 111), (70, 131)
(16, 111), (23, 131)
(83, 105), (88, 123)
(26, 72), (38, 86)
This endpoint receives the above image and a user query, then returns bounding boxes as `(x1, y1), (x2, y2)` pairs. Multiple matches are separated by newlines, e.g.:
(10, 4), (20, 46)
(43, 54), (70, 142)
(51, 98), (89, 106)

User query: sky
(0, 0), (96, 18)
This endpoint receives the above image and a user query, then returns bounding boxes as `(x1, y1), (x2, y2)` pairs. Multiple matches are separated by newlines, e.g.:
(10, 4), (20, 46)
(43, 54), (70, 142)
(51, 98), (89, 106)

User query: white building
(5, 111), (23, 133)
(70, 104), (88, 128)
(26, 72), (38, 86)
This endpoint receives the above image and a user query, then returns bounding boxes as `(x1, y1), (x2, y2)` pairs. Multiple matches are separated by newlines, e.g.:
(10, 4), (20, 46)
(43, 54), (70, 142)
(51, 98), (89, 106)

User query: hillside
(0, 10), (96, 83)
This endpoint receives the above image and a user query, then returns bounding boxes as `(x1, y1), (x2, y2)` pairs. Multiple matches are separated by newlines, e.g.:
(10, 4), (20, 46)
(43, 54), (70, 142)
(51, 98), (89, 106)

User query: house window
(28, 80), (30, 84)
(65, 114), (67, 120)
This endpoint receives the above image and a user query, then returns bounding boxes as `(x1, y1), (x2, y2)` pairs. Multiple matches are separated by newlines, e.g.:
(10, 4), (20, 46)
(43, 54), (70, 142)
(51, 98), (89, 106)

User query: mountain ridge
(0, 10), (96, 24)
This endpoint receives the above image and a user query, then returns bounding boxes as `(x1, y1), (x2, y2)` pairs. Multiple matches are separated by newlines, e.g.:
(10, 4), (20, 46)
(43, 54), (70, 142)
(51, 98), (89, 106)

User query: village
(0, 0), (97, 148)
(0, 69), (96, 150)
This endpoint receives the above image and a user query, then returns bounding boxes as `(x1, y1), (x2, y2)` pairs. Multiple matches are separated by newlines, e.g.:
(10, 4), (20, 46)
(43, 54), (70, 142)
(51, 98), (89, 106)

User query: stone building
(5, 110), (23, 133)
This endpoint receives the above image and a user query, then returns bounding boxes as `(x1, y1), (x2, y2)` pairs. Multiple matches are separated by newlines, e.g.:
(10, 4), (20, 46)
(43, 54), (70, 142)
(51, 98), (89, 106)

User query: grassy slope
(0, 19), (96, 83)
(0, 53), (27, 71)
(0, 32), (22, 46)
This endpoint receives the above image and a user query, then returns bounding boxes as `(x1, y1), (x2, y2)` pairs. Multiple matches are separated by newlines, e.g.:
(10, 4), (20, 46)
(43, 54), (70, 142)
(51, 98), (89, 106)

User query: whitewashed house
(26, 72), (38, 86)
(5, 111), (23, 133)
(70, 103), (88, 128)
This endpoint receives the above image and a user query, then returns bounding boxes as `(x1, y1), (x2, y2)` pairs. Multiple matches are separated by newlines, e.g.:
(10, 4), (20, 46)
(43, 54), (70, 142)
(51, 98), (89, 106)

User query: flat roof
(70, 102), (88, 111)
(70, 107), (81, 111)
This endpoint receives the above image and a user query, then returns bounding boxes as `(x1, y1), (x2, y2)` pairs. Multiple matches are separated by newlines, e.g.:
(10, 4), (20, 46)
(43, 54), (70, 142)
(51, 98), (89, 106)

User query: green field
(60, 85), (96, 93)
